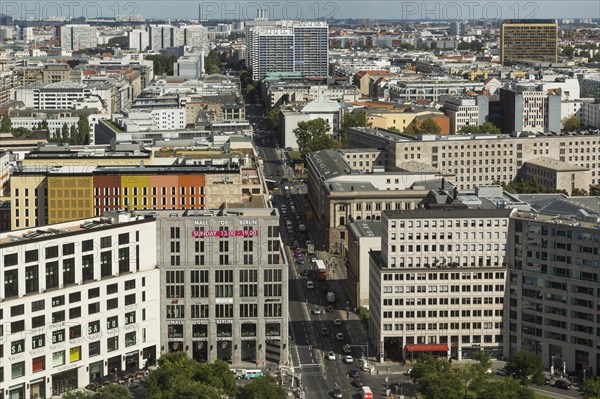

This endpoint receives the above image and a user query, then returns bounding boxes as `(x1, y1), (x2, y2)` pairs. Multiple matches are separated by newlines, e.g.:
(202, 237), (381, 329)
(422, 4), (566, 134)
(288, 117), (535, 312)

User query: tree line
(0, 114), (91, 145)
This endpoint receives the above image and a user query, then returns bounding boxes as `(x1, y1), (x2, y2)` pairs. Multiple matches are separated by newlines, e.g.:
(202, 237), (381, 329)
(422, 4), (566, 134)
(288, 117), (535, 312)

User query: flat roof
(134, 208), (278, 219)
(348, 220), (383, 238)
(384, 208), (514, 219)
(524, 157), (589, 172)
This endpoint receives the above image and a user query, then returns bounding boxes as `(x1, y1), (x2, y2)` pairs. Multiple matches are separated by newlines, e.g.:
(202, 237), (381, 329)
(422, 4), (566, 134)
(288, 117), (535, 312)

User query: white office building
(369, 208), (512, 362)
(444, 97), (480, 134)
(0, 212), (160, 399)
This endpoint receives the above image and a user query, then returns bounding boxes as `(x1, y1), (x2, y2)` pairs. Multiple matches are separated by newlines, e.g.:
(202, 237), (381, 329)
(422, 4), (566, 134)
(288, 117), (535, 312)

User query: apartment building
(499, 88), (562, 134)
(60, 24), (98, 51)
(388, 80), (484, 102)
(443, 97), (480, 134)
(149, 208), (289, 366)
(10, 164), (265, 230)
(14, 82), (111, 112)
(346, 127), (600, 191)
(507, 201), (600, 376)
(500, 20), (558, 65)
(369, 208), (512, 363)
(0, 212), (160, 399)
(246, 21), (328, 80)
(305, 148), (445, 252)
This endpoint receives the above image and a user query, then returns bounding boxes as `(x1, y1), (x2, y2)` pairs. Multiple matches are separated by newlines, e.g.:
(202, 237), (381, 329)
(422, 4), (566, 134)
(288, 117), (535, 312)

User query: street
(248, 103), (418, 399)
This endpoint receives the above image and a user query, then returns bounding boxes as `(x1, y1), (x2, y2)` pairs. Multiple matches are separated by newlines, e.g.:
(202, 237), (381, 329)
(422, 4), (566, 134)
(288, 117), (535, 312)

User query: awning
(406, 344), (449, 352)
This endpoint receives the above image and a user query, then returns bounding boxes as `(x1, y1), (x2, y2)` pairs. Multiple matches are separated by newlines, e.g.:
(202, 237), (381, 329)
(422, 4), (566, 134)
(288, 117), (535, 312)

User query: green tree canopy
(418, 117), (442, 134)
(458, 121), (501, 135)
(0, 115), (11, 132)
(561, 45), (575, 58)
(204, 50), (221, 75)
(97, 384), (132, 399)
(583, 377), (600, 399)
(476, 377), (534, 399)
(562, 115), (581, 132)
(266, 109), (280, 131)
(339, 110), (370, 145)
(237, 375), (286, 399)
(146, 54), (178, 76)
(293, 118), (338, 156)
(106, 36), (128, 48)
(78, 113), (91, 144)
(505, 350), (545, 385)
(411, 355), (462, 399)
(62, 391), (95, 399)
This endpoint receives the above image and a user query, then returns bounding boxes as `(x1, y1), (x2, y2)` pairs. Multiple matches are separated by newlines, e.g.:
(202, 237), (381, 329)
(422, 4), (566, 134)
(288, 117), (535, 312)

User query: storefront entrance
(52, 369), (78, 396)
(30, 378), (46, 399)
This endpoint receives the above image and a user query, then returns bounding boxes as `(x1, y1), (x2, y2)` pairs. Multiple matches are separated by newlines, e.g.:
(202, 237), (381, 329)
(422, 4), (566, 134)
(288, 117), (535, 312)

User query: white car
(343, 355), (353, 364)
(311, 258), (317, 263)
(327, 351), (336, 361)
(336, 332), (345, 341)
(312, 307), (321, 315)
(333, 318), (342, 326)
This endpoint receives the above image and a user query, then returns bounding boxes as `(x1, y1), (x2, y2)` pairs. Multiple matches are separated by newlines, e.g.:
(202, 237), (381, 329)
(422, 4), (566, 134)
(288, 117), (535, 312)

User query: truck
(306, 241), (315, 255)
(361, 386), (373, 399)
(298, 224), (306, 232)
(327, 292), (336, 303)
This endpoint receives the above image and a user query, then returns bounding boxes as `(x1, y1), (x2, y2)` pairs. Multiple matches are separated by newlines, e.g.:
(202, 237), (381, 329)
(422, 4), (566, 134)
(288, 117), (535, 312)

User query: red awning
(406, 344), (448, 352)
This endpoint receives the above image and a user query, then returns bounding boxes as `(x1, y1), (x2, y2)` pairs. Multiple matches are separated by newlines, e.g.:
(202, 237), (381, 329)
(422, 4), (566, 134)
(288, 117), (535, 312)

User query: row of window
(382, 296), (502, 306)
(382, 284), (504, 293)
(382, 309), (503, 318)
(390, 219), (507, 229)
(95, 186), (207, 196)
(166, 303), (283, 319)
(382, 272), (505, 281)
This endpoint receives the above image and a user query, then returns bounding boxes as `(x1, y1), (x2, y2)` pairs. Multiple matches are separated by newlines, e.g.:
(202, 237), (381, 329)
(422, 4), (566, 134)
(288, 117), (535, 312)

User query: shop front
(29, 378), (46, 399)
(51, 369), (78, 396)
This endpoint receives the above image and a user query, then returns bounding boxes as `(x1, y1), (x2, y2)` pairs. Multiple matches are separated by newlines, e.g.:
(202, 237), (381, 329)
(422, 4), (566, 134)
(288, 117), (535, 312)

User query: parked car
(554, 380), (571, 390)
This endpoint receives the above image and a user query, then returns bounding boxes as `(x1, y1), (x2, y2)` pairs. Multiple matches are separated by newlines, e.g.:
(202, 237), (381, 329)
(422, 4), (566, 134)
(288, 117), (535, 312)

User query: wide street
(247, 103), (419, 399)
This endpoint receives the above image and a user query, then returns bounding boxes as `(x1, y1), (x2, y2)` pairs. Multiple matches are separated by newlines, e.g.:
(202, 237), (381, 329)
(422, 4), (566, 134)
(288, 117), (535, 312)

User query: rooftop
(347, 220), (383, 239)
(524, 157), (589, 172)
(133, 208), (278, 219)
(384, 208), (514, 220)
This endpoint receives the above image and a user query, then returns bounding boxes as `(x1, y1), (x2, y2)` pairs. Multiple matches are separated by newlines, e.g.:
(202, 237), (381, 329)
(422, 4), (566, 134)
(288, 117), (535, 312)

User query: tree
(147, 352), (199, 399)
(293, 118), (338, 156)
(61, 123), (69, 143)
(339, 111), (370, 145)
(53, 128), (61, 143)
(562, 115), (581, 132)
(418, 117), (442, 134)
(583, 377), (600, 399)
(237, 375), (286, 399)
(204, 50), (222, 75)
(476, 377), (534, 399)
(98, 384), (132, 399)
(571, 187), (588, 196)
(457, 121), (500, 135)
(40, 119), (48, 130)
(561, 45), (575, 58)
(266, 109), (280, 131)
(505, 350), (544, 385)
(78, 113), (91, 144)
(146, 54), (179, 76)
(69, 125), (78, 144)
(0, 115), (11, 132)
(106, 36), (127, 48)
(411, 355), (463, 399)
(62, 391), (95, 399)
(457, 41), (470, 50)
(473, 349), (492, 370)
(11, 127), (29, 137)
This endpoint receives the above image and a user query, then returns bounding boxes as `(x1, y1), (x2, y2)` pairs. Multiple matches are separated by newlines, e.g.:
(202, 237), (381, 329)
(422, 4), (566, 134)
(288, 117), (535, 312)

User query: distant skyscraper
(60, 24), (98, 51)
(246, 20), (328, 80)
(500, 19), (558, 66)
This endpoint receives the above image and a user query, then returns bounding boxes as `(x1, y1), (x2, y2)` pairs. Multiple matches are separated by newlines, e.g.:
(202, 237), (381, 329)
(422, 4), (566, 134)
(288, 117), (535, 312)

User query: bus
(315, 259), (327, 281)
(265, 179), (279, 191)
(241, 369), (264, 379)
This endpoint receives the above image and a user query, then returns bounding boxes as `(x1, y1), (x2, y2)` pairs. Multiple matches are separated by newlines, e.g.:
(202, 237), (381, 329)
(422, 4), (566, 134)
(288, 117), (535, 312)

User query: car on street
(343, 355), (353, 364)
(404, 369), (412, 376)
(333, 318), (342, 326)
(332, 387), (342, 398)
(321, 327), (331, 337)
(353, 378), (363, 387)
(554, 380), (571, 390)
(312, 307), (321, 315)
(327, 351), (336, 361)
(299, 269), (310, 276)
(348, 369), (359, 378)
(295, 258), (305, 265)
(311, 258), (317, 263)
(336, 332), (345, 341)
(495, 368), (507, 376)
(326, 306), (333, 312)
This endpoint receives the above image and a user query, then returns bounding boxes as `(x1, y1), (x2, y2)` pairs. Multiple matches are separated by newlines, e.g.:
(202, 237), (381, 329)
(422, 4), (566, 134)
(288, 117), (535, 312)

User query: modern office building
(0, 211), (160, 398)
(369, 207), (512, 362)
(346, 127), (600, 191)
(148, 208), (289, 366)
(507, 197), (600, 377)
(10, 163), (265, 230)
(60, 24), (99, 51)
(500, 20), (558, 65)
(499, 88), (562, 133)
(246, 21), (328, 80)
(443, 97), (480, 134)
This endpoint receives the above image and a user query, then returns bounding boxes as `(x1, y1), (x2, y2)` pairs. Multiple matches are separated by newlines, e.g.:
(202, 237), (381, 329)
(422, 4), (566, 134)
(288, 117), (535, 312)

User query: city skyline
(2, 1), (599, 22)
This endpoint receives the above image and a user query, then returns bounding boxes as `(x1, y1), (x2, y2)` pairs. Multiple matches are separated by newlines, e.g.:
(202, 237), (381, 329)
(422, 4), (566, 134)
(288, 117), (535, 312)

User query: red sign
(192, 230), (258, 238)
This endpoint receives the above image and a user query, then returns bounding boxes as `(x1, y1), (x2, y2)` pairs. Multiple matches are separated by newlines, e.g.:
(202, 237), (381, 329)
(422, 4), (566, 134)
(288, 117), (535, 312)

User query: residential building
(507, 199), (600, 376)
(346, 127), (600, 191)
(444, 97), (480, 134)
(388, 80), (484, 102)
(346, 220), (382, 309)
(246, 21), (328, 80)
(149, 208), (289, 366)
(580, 101), (600, 129)
(369, 207), (512, 363)
(305, 148), (446, 252)
(14, 82), (111, 113)
(500, 19), (558, 65)
(0, 211), (160, 398)
(60, 24), (99, 51)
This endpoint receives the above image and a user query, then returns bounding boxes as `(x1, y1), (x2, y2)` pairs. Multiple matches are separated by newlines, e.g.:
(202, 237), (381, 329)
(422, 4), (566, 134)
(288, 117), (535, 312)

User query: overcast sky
(8, 1), (599, 21)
